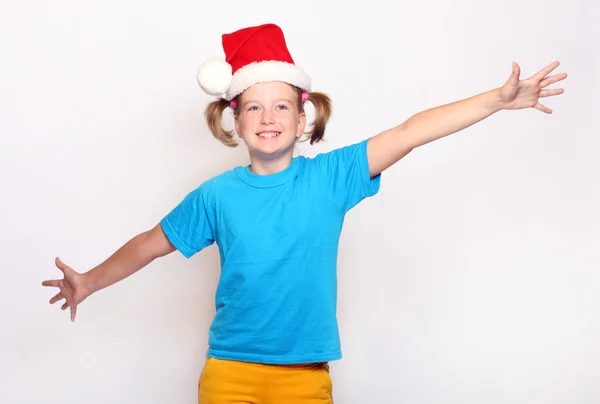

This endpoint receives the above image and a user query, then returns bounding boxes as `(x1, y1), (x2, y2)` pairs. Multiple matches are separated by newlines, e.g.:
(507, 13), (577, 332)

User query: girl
(42, 23), (566, 403)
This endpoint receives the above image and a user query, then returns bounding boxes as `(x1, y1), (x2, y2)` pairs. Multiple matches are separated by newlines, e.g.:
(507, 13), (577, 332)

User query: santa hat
(196, 23), (311, 101)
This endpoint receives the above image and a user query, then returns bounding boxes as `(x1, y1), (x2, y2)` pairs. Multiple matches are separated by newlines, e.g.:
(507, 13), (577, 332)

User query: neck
(248, 152), (294, 175)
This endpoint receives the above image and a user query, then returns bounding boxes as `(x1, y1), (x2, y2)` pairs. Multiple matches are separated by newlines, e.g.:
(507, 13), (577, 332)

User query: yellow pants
(198, 357), (334, 404)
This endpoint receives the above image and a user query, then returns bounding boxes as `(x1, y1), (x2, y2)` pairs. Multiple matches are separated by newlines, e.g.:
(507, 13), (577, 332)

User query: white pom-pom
(196, 58), (232, 97)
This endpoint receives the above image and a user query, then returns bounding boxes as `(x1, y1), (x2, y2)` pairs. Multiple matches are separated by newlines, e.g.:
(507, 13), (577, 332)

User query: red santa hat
(196, 23), (311, 101)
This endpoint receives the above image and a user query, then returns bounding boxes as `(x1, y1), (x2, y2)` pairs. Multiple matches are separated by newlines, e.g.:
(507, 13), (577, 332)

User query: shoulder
(303, 138), (370, 170)
(169, 167), (243, 210)
(311, 138), (368, 160)
(196, 165), (248, 192)
(200, 168), (241, 190)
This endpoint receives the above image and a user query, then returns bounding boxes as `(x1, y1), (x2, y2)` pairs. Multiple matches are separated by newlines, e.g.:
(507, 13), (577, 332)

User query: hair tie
(229, 99), (237, 109)
(301, 91), (309, 102)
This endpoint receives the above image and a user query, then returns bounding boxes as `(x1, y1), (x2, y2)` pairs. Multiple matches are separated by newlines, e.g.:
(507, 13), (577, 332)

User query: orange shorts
(198, 357), (334, 403)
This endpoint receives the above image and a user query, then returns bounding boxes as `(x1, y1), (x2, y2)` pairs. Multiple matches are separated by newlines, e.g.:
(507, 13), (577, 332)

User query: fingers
(55, 257), (72, 274)
(540, 88), (564, 98)
(534, 102), (553, 114)
(42, 258), (69, 288)
(540, 72), (568, 88)
(533, 60), (560, 81)
(508, 62), (521, 85)
(49, 292), (65, 304)
(42, 279), (62, 288)
(60, 299), (78, 321)
(46, 257), (80, 321)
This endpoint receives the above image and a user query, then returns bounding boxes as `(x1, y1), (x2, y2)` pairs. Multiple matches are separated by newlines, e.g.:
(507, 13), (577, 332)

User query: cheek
(283, 114), (300, 129)
(237, 115), (258, 132)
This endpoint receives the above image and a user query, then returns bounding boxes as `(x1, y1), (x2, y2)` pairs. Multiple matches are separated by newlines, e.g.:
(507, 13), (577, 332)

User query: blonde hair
(204, 85), (332, 148)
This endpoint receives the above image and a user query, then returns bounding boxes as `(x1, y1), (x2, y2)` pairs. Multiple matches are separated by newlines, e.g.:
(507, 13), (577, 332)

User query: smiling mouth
(256, 131), (281, 139)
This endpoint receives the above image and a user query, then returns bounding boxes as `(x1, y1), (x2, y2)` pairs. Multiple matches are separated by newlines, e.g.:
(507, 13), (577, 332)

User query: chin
(249, 138), (297, 158)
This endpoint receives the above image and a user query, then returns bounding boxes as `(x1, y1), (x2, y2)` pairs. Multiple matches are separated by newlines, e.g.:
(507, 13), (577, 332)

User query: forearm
(402, 87), (505, 149)
(82, 231), (158, 294)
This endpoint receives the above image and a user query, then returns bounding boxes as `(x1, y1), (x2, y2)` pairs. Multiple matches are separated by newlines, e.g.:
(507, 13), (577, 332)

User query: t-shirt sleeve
(160, 184), (215, 259)
(313, 138), (381, 213)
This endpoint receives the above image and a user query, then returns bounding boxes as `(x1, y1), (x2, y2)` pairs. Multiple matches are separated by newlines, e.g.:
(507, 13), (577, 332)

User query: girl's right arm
(84, 223), (175, 293)
(42, 223), (176, 321)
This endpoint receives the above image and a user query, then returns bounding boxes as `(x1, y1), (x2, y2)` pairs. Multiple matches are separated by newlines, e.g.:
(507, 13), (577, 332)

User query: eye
(276, 104), (288, 110)
(248, 106), (259, 111)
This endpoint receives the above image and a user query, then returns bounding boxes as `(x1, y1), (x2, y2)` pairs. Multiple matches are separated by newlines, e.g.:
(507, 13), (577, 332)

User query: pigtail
(303, 91), (332, 145)
(204, 98), (238, 148)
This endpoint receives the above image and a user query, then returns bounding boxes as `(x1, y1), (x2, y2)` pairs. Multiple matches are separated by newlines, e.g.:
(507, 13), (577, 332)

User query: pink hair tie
(301, 91), (309, 102)
(229, 99), (237, 109)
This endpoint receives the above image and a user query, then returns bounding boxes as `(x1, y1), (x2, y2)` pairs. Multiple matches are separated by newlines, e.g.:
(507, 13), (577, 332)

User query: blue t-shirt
(160, 138), (381, 364)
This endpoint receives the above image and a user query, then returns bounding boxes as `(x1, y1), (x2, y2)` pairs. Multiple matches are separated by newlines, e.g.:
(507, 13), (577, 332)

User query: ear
(296, 111), (307, 139)
(234, 114), (242, 139)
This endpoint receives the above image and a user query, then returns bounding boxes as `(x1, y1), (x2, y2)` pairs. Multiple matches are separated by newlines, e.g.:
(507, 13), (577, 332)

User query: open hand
(42, 257), (91, 322)
(499, 61), (567, 114)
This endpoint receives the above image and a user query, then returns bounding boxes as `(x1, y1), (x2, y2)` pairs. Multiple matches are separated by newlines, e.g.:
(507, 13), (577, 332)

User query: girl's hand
(42, 257), (92, 322)
(499, 60), (567, 114)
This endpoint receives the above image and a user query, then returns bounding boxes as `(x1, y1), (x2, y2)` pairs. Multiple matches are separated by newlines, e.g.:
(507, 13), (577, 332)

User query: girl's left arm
(366, 61), (567, 177)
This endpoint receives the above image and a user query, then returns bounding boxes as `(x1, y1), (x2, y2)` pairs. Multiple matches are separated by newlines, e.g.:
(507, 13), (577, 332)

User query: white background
(1, 0), (598, 403)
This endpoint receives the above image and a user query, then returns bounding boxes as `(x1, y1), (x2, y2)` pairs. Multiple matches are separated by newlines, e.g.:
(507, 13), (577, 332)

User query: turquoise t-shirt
(160, 138), (381, 364)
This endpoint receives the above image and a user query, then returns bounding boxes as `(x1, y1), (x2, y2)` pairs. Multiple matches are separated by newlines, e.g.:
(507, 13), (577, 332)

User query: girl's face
(234, 81), (306, 169)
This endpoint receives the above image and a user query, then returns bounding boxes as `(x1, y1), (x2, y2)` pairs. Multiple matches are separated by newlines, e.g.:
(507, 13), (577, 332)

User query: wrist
(81, 271), (97, 296)
(485, 87), (506, 113)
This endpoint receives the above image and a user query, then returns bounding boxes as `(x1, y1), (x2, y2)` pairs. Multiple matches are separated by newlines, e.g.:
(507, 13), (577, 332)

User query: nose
(260, 109), (275, 125)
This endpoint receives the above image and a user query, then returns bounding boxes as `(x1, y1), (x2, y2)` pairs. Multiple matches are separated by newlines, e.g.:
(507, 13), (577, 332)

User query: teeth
(258, 132), (280, 138)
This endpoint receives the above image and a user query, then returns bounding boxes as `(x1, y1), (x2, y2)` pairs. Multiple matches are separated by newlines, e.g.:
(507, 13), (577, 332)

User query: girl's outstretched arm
(42, 223), (176, 321)
(366, 61), (567, 177)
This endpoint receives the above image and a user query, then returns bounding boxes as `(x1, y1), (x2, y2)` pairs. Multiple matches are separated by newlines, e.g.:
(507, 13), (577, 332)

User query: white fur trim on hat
(197, 58), (233, 97)
(224, 61), (311, 101)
